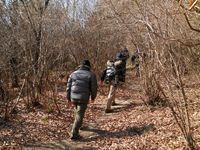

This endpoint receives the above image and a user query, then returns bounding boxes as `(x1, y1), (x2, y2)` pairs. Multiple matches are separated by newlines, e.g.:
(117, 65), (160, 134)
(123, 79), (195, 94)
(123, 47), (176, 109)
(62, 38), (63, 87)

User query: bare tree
(100, 0), (200, 149)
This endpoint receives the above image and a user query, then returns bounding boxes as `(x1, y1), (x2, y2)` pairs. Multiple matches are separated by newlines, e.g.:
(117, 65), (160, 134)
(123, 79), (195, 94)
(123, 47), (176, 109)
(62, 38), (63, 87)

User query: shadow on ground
(23, 141), (95, 150)
(81, 123), (155, 142)
(110, 102), (144, 113)
(23, 123), (155, 149)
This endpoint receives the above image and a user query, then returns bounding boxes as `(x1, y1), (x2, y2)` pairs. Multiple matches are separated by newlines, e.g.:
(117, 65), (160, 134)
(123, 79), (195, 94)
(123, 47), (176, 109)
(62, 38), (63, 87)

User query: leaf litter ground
(0, 71), (199, 149)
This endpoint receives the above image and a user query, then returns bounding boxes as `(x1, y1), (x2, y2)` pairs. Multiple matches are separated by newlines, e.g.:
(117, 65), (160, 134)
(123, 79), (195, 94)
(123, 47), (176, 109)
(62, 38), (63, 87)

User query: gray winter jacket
(66, 65), (97, 104)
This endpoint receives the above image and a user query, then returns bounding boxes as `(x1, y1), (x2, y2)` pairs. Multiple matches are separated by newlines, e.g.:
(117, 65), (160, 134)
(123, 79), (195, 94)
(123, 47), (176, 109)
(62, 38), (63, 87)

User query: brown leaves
(0, 71), (200, 149)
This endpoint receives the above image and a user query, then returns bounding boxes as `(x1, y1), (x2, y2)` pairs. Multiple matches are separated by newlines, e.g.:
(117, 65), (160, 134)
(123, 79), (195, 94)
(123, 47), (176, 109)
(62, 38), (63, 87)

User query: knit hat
(80, 59), (91, 68)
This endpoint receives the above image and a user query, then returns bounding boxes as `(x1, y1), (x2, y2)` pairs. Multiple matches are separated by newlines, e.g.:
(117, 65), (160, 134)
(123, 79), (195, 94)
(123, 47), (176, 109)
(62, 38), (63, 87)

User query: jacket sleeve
(66, 74), (72, 101)
(90, 73), (97, 100)
(114, 60), (122, 66)
(100, 68), (107, 82)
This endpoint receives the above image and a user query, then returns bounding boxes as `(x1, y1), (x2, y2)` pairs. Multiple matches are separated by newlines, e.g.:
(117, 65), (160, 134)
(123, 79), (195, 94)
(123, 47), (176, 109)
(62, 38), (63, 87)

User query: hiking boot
(70, 134), (83, 141)
(105, 109), (113, 113)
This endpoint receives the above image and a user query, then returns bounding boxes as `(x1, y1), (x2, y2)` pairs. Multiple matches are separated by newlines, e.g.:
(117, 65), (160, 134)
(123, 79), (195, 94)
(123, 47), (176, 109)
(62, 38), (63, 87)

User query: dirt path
(22, 71), (147, 150)
(1, 69), (199, 149)
(19, 71), (200, 149)
(23, 97), (136, 150)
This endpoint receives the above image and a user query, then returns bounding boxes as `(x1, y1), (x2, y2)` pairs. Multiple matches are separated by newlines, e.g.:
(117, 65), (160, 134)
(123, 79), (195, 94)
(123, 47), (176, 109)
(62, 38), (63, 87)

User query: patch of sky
(64, 0), (97, 27)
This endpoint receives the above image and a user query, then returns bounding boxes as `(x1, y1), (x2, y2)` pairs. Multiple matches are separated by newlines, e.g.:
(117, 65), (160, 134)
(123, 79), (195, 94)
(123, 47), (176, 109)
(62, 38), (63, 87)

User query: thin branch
(189, 0), (198, 10)
(184, 13), (200, 33)
(176, 0), (200, 33)
(108, 0), (137, 48)
(20, 0), (37, 38)
(9, 79), (26, 114)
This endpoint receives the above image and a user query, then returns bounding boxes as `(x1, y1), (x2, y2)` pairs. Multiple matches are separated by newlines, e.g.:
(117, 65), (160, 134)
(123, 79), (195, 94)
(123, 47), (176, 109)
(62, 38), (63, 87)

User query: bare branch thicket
(0, 0), (126, 118)
(104, 0), (200, 149)
(0, 0), (83, 117)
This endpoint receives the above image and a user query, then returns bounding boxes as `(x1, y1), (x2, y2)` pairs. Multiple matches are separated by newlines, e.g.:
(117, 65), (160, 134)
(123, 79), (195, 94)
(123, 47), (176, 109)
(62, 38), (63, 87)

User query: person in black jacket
(115, 47), (130, 82)
(66, 59), (97, 140)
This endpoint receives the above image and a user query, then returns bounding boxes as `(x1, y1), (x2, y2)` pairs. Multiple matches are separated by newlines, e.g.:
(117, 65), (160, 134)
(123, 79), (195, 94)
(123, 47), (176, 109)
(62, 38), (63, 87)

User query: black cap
(80, 59), (91, 67)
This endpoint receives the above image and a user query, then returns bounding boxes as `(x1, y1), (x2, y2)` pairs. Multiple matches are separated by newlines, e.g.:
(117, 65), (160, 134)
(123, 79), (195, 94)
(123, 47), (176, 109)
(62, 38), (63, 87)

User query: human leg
(105, 85), (116, 112)
(71, 103), (87, 138)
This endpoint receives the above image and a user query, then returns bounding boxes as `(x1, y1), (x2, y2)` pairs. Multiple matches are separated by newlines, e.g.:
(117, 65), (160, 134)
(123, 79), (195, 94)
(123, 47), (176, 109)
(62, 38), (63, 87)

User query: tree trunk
(10, 57), (19, 88)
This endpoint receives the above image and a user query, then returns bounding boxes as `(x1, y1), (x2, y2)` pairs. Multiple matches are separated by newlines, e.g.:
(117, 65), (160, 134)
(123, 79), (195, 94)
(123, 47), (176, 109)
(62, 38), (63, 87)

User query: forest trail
(23, 70), (145, 150)
(23, 93), (138, 149)
(3, 69), (199, 149)
(1, 0), (200, 149)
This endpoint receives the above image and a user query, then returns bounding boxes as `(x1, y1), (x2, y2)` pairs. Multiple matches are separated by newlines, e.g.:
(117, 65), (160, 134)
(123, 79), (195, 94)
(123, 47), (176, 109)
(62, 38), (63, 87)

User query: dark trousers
(71, 103), (87, 137)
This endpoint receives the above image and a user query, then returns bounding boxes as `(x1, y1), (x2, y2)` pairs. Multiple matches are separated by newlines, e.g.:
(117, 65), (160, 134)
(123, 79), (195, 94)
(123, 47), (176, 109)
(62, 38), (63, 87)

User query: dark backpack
(104, 65), (116, 84)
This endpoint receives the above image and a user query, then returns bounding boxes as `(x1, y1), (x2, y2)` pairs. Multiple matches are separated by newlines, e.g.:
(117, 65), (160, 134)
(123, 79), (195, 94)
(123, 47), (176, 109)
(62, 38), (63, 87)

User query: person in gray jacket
(66, 59), (97, 140)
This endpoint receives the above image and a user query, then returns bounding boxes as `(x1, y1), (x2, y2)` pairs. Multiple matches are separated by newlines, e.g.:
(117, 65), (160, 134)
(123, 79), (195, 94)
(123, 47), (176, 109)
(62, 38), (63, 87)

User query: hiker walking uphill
(66, 59), (97, 140)
(101, 60), (123, 113)
(115, 47), (130, 82)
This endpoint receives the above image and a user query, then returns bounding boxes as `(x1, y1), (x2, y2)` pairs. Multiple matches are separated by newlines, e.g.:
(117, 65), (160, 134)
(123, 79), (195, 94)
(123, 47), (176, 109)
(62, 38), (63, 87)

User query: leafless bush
(0, 0), (199, 148)
(103, 0), (200, 149)
(0, 0), (125, 119)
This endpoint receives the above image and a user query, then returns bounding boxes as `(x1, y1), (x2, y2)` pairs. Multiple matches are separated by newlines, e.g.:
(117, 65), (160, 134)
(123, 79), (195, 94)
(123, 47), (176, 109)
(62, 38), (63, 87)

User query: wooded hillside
(0, 0), (200, 149)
